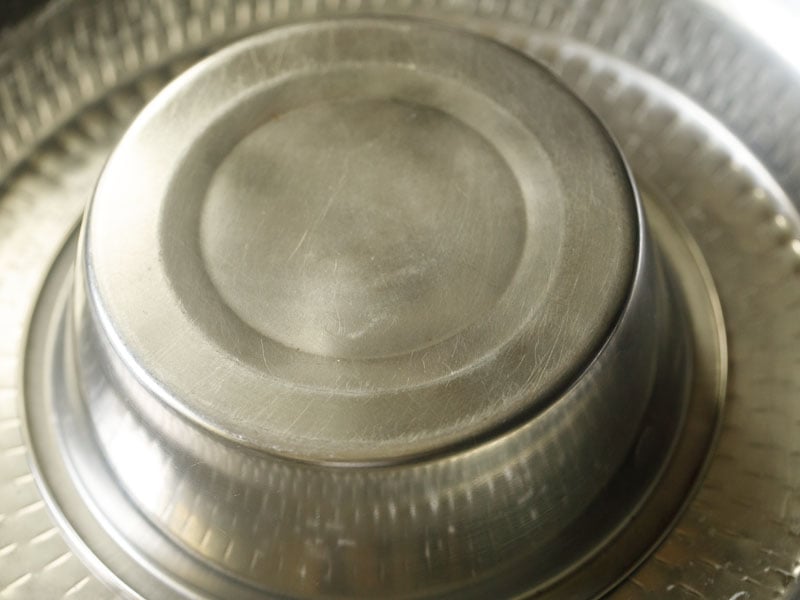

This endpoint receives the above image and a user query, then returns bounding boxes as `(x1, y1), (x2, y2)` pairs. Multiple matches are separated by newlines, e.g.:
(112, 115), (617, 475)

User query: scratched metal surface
(2, 0), (800, 598)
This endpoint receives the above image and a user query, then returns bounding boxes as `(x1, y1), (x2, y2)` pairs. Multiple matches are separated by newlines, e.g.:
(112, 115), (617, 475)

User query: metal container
(1, 2), (799, 599)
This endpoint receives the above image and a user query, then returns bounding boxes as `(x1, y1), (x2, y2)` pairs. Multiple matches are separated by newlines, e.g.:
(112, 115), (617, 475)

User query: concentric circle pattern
(2, 1), (800, 598)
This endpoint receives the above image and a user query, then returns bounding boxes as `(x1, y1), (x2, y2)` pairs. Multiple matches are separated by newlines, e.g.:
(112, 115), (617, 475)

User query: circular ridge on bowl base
(80, 18), (638, 463)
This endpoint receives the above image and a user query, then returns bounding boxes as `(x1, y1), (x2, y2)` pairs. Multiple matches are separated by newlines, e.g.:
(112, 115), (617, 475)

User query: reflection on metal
(23, 19), (725, 599)
(1, 1), (800, 599)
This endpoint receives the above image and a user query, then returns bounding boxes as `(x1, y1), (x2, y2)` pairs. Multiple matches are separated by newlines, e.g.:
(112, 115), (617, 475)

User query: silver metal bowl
(20, 17), (725, 600)
(3, 1), (800, 599)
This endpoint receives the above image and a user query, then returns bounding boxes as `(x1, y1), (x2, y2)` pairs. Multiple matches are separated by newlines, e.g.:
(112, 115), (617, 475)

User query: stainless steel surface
(22, 201), (724, 600)
(18, 17), (725, 599)
(1, 1), (800, 599)
(80, 20), (640, 464)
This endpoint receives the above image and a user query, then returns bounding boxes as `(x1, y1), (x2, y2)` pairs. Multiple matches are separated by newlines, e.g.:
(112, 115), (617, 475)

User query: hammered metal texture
(2, 1), (800, 599)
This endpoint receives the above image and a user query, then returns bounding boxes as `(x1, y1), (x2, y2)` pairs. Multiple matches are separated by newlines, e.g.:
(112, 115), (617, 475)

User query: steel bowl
(3, 2), (800, 599)
(18, 17), (726, 600)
